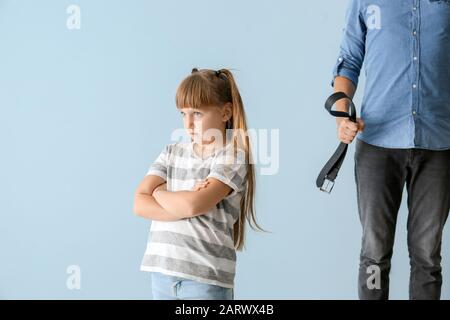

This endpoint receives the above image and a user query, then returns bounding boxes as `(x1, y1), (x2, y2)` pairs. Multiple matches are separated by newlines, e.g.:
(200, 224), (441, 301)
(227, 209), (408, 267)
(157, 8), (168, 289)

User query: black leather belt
(316, 92), (357, 193)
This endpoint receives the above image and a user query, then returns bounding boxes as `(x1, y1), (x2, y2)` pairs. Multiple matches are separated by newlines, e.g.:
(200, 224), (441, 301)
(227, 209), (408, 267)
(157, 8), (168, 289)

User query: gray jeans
(354, 139), (450, 300)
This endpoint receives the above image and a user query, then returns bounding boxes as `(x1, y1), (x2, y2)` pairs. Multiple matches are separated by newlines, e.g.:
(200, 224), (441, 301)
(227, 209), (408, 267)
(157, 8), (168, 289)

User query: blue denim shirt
(333, 0), (450, 150)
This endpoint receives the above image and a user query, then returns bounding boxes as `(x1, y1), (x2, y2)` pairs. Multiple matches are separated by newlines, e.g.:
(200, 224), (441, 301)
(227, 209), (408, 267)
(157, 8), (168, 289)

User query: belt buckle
(319, 178), (335, 194)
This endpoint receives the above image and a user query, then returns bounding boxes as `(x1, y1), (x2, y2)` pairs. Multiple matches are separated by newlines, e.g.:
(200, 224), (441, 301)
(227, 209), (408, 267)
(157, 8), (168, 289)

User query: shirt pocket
(429, 0), (450, 5)
(430, 0), (450, 33)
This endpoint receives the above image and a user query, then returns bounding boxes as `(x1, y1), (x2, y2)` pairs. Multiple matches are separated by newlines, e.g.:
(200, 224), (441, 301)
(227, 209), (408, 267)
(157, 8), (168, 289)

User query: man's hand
(332, 76), (364, 144)
(337, 117), (365, 144)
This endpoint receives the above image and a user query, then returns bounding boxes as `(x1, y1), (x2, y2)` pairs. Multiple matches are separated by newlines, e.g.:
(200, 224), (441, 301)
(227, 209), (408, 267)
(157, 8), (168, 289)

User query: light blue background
(1, 0), (449, 299)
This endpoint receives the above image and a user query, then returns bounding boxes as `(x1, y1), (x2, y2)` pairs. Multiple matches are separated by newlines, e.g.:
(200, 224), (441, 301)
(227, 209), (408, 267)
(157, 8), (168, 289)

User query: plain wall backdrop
(1, 0), (449, 299)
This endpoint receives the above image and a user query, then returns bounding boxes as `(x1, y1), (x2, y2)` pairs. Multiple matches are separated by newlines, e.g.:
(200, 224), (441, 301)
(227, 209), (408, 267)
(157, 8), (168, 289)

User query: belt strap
(316, 92), (357, 193)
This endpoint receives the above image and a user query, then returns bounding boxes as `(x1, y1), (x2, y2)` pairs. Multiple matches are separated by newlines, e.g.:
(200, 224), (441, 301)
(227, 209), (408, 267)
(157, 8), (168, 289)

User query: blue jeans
(151, 272), (234, 300)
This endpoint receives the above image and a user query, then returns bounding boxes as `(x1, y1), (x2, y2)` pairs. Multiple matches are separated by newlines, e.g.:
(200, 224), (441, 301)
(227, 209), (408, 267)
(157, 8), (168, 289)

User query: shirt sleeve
(207, 147), (248, 198)
(146, 144), (170, 180)
(331, 0), (367, 88)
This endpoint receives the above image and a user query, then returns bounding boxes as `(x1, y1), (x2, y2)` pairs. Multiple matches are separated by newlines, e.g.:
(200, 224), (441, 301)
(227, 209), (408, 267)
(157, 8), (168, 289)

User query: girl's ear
(222, 102), (233, 122)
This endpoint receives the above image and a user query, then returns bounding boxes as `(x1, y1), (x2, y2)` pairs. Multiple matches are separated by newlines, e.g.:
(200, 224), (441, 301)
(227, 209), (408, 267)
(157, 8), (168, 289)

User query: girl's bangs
(175, 75), (218, 109)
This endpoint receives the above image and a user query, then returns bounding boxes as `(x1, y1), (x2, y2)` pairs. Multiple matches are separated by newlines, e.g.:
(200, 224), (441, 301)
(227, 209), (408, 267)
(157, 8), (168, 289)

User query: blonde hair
(175, 68), (266, 251)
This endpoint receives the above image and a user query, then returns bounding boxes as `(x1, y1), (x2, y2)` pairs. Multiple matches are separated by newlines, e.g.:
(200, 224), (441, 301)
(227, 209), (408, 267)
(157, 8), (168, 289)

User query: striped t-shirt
(140, 140), (248, 288)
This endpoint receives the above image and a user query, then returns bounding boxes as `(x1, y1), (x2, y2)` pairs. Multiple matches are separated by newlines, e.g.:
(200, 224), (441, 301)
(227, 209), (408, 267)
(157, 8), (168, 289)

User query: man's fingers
(339, 129), (356, 144)
(343, 128), (358, 137)
(357, 118), (365, 132)
(340, 137), (354, 144)
(337, 118), (365, 144)
(346, 121), (359, 132)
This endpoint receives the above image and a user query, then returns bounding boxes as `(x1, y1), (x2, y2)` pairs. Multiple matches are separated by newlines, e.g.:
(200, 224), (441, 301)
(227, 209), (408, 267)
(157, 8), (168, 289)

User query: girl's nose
(185, 116), (194, 127)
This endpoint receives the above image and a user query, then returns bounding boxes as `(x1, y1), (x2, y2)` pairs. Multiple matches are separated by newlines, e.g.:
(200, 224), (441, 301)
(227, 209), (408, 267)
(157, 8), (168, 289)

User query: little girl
(134, 68), (264, 300)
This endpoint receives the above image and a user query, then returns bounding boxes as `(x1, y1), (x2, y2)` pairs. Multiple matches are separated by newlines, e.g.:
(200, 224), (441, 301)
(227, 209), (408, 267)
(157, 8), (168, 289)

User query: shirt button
(413, 84), (417, 89)
(338, 57), (343, 62)
(413, 6), (417, 11)
(413, 30), (417, 36)
(412, 110), (417, 115)
(413, 56), (418, 61)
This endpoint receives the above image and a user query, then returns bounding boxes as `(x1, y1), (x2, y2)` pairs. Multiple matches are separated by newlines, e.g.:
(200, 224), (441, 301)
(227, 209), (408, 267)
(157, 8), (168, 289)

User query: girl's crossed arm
(152, 178), (232, 219)
(133, 175), (181, 222)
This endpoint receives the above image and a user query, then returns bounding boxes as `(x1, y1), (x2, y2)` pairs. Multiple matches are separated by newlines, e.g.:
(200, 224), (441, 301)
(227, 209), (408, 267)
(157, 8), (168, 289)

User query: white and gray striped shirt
(140, 141), (248, 288)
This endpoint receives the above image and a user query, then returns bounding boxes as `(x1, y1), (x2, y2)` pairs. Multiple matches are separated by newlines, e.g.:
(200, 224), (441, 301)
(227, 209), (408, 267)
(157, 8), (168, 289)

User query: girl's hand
(152, 182), (167, 196)
(191, 179), (210, 192)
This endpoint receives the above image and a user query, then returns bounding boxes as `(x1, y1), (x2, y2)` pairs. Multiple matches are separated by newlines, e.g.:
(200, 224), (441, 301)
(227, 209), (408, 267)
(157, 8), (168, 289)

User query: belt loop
(411, 148), (416, 164)
(171, 280), (181, 297)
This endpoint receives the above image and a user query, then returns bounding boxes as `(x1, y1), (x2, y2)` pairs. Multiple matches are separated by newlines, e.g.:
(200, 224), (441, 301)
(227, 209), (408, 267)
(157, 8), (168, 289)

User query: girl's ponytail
(218, 69), (266, 251)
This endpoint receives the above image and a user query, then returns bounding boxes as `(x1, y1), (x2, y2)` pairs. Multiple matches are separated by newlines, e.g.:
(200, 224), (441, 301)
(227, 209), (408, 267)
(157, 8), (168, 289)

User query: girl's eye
(194, 112), (202, 117)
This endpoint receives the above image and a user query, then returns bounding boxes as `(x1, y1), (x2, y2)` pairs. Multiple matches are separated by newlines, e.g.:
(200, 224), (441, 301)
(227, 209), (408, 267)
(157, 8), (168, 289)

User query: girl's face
(180, 104), (231, 146)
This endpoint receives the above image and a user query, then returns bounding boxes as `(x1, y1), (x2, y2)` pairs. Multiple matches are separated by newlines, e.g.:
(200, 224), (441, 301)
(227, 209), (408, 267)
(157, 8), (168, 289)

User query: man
(332, 0), (450, 300)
